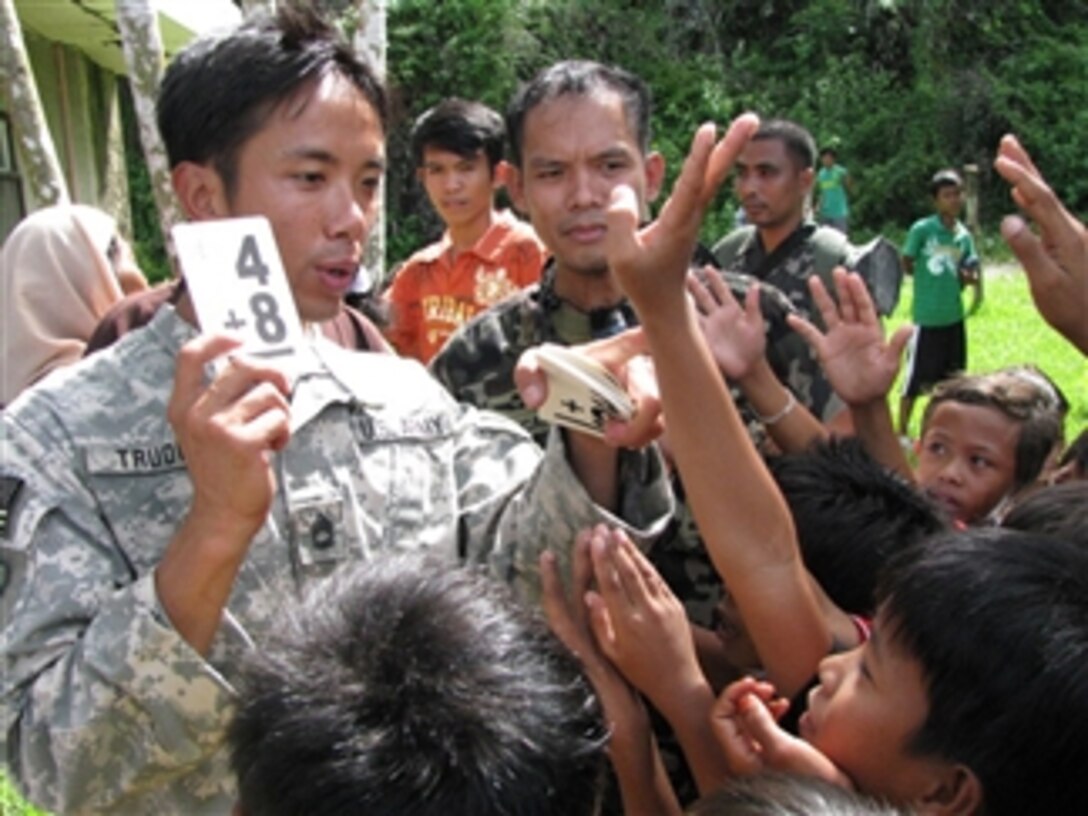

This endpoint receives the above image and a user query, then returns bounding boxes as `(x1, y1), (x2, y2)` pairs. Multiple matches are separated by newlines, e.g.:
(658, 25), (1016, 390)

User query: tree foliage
(382, 0), (1087, 267)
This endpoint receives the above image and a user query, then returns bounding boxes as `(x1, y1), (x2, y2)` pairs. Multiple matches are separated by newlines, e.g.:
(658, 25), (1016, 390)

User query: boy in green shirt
(815, 147), (851, 234)
(898, 169), (979, 437)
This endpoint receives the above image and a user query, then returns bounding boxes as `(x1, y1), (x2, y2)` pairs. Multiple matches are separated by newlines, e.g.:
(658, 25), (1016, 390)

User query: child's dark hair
(1001, 481), (1088, 547)
(158, 2), (388, 197)
(928, 168), (963, 197)
(686, 771), (909, 815)
(877, 527), (1088, 815)
(921, 366), (1066, 490)
(769, 437), (944, 615)
(410, 98), (506, 172)
(230, 556), (607, 816)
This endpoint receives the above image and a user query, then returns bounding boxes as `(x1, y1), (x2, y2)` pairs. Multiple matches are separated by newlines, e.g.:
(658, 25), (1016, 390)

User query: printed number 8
(250, 292), (286, 344)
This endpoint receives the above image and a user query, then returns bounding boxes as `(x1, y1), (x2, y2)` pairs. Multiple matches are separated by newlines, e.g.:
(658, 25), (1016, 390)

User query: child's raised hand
(540, 532), (649, 740)
(710, 676), (791, 776)
(606, 115), (759, 319)
(688, 271), (767, 381)
(711, 677), (854, 788)
(788, 267), (913, 407)
(584, 526), (703, 709)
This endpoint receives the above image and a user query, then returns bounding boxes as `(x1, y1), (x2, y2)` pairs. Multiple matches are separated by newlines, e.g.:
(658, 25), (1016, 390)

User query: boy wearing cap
(898, 169), (979, 438)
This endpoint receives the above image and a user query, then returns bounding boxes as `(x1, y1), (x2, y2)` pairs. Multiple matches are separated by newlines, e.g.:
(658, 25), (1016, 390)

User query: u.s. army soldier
(0, 8), (670, 813)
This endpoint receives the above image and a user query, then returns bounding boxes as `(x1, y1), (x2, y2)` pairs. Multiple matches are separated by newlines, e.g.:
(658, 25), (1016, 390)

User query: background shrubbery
(122, 0), (1088, 283)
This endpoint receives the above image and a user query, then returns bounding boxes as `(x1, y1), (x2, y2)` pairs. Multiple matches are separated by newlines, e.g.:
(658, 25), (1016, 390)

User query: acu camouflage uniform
(431, 258), (817, 629)
(0, 306), (671, 815)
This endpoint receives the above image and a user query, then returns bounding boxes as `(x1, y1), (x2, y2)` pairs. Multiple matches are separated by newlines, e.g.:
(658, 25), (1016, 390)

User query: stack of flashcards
(534, 343), (635, 439)
(172, 216), (306, 374)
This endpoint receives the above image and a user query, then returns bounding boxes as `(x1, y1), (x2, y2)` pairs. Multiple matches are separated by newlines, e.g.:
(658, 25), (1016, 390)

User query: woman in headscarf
(1, 204), (148, 405)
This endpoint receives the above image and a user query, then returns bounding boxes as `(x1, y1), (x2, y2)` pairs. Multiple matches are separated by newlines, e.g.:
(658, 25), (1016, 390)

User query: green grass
(0, 268), (1082, 816)
(1, 776), (47, 816)
(888, 265), (1086, 444)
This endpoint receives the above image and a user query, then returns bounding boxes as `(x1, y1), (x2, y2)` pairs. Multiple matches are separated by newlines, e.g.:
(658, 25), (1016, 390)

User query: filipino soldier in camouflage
(0, 9), (671, 814)
(430, 65), (820, 632)
(710, 118), (903, 436)
(428, 60), (817, 809)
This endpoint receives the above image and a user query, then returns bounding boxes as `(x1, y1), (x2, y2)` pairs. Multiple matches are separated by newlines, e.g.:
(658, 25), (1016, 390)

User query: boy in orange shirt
(385, 98), (545, 362)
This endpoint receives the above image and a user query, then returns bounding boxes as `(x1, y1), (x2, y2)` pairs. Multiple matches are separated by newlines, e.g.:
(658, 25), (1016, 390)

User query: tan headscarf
(1, 205), (126, 405)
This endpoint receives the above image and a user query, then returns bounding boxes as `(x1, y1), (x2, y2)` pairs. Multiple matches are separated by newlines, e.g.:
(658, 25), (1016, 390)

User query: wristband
(755, 390), (797, 426)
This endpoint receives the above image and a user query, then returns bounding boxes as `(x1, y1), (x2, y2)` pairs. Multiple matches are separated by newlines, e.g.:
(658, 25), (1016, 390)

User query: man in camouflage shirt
(0, 11), (670, 814)
(710, 118), (863, 433)
(430, 64), (820, 631)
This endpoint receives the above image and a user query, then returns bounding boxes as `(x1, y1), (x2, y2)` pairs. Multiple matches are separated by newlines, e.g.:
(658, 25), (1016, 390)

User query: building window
(0, 114), (26, 245)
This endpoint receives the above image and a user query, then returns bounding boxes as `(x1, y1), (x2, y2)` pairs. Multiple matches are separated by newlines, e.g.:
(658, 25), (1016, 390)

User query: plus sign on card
(534, 343), (635, 439)
(172, 216), (306, 371)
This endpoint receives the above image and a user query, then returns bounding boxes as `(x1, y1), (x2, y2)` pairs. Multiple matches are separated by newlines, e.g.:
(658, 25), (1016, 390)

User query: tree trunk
(115, 0), (183, 269)
(0, 0), (68, 206)
(355, 0), (387, 287)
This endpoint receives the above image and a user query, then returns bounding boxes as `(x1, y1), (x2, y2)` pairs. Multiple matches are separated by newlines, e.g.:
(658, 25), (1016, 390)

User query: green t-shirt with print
(903, 214), (978, 326)
(817, 164), (849, 219)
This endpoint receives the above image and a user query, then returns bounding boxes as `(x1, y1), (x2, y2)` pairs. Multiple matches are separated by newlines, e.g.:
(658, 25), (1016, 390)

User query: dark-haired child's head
(770, 437), (944, 616)
(687, 771), (910, 815)
(928, 169), (964, 221)
(916, 367), (1065, 524)
(230, 556), (607, 816)
(803, 527), (1088, 813)
(1001, 480), (1088, 547)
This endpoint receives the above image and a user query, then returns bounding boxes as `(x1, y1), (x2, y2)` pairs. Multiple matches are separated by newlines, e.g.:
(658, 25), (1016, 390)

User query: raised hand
(167, 334), (291, 540)
(788, 268), (913, 408)
(711, 677), (850, 787)
(160, 333), (292, 654)
(541, 532), (684, 816)
(994, 134), (1088, 355)
(688, 271), (766, 381)
(605, 115), (760, 319)
(583, 526), (702, 707)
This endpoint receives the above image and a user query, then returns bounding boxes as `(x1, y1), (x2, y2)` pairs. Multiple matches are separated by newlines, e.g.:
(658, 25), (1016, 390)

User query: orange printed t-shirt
(385, 210), (545, 362)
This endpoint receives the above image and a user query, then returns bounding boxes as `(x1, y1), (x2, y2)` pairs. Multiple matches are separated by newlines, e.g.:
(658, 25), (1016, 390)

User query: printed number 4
(236, 234), (270, 287)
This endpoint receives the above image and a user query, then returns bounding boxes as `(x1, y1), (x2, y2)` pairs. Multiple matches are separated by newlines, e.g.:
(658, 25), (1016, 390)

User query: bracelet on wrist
(755, 390), (797, 426)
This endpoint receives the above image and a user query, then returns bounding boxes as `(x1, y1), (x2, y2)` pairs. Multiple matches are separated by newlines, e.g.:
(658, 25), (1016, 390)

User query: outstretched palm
(789, 268), (912, 407)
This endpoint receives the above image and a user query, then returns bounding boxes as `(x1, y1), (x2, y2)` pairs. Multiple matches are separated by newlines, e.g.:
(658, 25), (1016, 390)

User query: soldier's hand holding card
(516, 328), (663, 448)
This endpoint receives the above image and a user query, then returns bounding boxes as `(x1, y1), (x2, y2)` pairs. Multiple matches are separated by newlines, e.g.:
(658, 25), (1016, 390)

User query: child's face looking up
(800, 612), (949, 803)
(915, 401), (1020, 524)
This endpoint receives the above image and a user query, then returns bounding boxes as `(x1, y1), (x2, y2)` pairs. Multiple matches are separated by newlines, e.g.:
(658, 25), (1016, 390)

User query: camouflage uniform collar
(535, 258), (638, 344)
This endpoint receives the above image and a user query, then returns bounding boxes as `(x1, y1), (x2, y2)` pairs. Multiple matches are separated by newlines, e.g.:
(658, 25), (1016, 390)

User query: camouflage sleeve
(452, 411), (673, 604)
(0, 416), (238, 813)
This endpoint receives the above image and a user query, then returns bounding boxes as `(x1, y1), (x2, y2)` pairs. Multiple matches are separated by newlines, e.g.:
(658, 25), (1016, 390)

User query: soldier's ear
(172, 161), (230, 222)
(505, 164), (528, 215)
(644, 151), (666, 204)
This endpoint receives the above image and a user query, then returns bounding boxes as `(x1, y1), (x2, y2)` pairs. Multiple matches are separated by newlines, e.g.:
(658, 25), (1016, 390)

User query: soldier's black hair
(506, 60), (652, 169)
(157, 2), (388, 197)
(751, 119), (817, 171)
